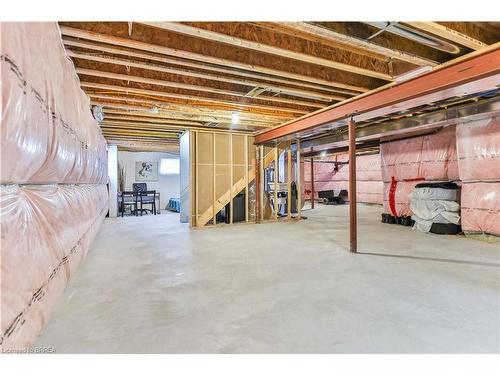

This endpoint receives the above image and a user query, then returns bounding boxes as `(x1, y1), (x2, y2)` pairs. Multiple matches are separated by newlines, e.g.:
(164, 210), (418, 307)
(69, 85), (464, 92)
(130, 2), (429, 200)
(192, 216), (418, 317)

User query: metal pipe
(348, 119), (357, 253)
(274, 146), (278, 220)
(365, 22), (460, 54)
(299, 95), (500, 152)
(254, 46), (500, 144)
(260, 145), (264, 222)
(287, 143), (292, 218)
(255, 145), (261, 223)
(296, 139), (302, 219)
(310, 157), (315, 209)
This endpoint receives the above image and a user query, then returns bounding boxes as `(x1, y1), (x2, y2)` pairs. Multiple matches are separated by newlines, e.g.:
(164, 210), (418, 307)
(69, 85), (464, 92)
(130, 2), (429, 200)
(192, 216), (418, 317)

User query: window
(160, 158), (180, 175)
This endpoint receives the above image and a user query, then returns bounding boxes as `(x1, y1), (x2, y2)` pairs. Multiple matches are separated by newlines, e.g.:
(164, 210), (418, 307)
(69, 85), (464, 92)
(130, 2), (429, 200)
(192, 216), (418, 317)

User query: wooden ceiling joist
(97, 104), (277, 129)
(104, 136), (179, 145)
(77, 68), (329, 108)
(276, 22), (438, 67)
(93, 100), (288, 124)
(101, 120), (255, 133)
(255, 44), (500, 144)
(102, 115), (202, 127)
(57, 22), (497, 149)
(141, 22), (393, 81)
(80, 82), (319, 112)
(88, 94), (296, 121)
(87, 93), (303, 118)
(100, 113), (269, 131)
(59, 26), (369, 93)
(102, 114), (267, 133)
(110, 137), (179, 144)
(77, 67), (252, 98)
(405, 22), (488, 51)
(68, 50), (347, 101)
(86, 92), (310, 116)
(101, 129), (179, 138)
(64, 39), (358, 96)
(116, 144), (180, 153)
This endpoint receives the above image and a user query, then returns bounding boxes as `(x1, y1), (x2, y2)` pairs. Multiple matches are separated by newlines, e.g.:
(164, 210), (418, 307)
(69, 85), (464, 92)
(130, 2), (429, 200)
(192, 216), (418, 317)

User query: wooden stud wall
(192, 130), (256, 228)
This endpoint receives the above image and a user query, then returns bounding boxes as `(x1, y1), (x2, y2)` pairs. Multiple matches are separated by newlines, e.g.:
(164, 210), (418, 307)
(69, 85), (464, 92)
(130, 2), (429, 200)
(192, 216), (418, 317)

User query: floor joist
(68, 50), (347, 102)
(80, 81), (318, 112)
(141, 22), (393, 81)
(59, 26), (370, 93)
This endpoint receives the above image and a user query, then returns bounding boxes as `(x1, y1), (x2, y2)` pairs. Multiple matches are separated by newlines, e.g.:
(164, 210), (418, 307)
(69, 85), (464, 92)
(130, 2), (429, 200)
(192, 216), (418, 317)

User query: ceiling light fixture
(231, 112), (240, 124)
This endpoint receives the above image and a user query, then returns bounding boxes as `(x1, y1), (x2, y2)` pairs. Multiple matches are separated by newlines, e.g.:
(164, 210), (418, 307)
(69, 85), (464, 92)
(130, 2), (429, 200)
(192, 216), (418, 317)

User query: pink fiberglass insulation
(304, 153), (383, 204)
(461, 182), (500, 236)
(303, 154), (349, 183)
(380, 125), (458, 183)
(304, 180), (383, 204)
(380, 125), (459, 216)
(456, 117), (500, 182)
(1, 22), (108, 184)
(382, 181), (421, 217)
(0, 23), (109, 349)
(0, 184), (108, 349)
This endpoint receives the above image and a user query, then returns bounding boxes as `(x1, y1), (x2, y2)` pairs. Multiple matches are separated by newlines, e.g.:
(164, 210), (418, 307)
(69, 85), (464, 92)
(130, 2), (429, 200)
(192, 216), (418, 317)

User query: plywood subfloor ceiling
(59, 21), (500, 152)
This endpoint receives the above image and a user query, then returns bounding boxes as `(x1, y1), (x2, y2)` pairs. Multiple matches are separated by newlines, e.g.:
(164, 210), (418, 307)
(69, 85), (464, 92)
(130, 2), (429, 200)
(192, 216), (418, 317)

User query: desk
(118, 191), (161, 215)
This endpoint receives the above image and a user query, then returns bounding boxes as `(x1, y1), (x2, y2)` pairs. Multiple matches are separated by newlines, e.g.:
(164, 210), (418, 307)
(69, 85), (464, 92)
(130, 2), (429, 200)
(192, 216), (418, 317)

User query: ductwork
(301, 95), (500, 156)
(365, 22), (461, 54)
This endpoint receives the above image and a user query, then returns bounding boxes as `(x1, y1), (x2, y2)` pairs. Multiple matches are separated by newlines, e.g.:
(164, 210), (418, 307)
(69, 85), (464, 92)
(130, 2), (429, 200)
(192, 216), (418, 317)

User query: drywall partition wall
(456, 116), (500, 237)
(192, 131), (255, 227)
(380, 125), (458, 216)
(304, 153), (383, 204)
(179, 132), (192, 223)
(117, 151), (180, 209)
(108, 145), (118, 218)
(1, 23), (108, 349)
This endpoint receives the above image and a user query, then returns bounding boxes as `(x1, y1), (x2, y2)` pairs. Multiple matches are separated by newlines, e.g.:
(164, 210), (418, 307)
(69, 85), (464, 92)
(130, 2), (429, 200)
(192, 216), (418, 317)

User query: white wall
(118, 151), (180, 209)
(179, 132), (191, 223)
(108, 145), (118, 217)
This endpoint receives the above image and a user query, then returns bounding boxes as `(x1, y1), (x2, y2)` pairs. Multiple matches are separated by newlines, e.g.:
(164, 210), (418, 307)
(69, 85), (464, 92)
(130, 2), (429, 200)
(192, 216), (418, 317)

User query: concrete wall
(118, 151), (180, 209)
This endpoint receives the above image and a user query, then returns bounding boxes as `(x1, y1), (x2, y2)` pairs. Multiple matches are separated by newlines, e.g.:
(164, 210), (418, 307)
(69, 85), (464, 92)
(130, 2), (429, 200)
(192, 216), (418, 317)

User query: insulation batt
(0, 184), (108, 349)
(304, 153), (383, 204)
(382, 181), (420, 217)
(1, 23), (108, 184)
(380, 125), (458, 183)
(0, 23), (109, 349)
(461, 182), (500, 236)
(456, 117), (500, 182)
(309, 180), (384, 205)
(380, 126), (459, 216)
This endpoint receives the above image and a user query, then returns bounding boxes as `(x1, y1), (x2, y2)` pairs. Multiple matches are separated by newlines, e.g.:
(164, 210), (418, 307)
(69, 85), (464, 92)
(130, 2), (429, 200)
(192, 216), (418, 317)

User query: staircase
(197, 147), (278, 227)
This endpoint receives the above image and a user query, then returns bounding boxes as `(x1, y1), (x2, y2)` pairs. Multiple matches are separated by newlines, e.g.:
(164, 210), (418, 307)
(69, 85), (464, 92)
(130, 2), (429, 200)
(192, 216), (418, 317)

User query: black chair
(139, 190), (157, 215)
(121, 191), (138, 217)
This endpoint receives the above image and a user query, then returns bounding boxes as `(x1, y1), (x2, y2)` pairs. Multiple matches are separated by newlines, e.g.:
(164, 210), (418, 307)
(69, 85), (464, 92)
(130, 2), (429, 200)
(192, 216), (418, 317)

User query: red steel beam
(255, 45), (500, 144)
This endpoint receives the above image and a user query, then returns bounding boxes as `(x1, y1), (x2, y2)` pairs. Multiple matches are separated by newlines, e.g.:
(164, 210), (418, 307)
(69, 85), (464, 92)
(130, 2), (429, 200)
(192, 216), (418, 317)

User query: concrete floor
(36, 204), (500, 353)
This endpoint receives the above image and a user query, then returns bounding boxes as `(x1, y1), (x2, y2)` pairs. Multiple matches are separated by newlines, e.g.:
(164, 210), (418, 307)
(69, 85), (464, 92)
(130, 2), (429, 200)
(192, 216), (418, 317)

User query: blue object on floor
(167, 198), (180, 213)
